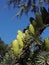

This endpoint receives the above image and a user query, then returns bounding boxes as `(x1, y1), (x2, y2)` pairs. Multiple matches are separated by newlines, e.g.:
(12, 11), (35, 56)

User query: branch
(12, 36), (43, 65)
(12, 37), (35, 65)
(39, 24), (49, 34)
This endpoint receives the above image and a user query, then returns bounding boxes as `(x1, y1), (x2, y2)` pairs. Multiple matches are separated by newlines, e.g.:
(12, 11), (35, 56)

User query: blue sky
(0, 0), (49, 44)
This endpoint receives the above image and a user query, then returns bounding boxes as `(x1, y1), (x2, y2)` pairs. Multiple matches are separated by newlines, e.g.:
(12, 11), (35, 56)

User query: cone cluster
(12, 7), (49, 56)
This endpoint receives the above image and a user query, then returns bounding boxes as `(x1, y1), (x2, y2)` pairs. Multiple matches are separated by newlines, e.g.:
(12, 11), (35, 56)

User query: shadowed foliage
(6, 0), (49, 17)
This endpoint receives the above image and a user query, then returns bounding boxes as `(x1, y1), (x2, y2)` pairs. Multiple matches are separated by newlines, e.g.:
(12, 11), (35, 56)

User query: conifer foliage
(0, 0), (49, 65)
(0, 6), (49, 65)
(6, 0), (49, 17)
